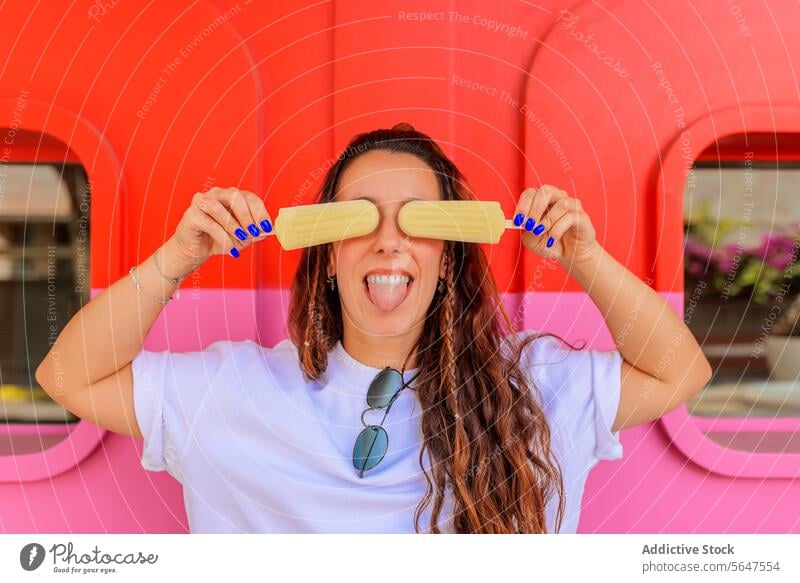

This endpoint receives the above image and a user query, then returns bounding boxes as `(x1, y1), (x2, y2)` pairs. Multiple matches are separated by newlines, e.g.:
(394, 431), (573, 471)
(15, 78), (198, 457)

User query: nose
(370, 203), (411, 255)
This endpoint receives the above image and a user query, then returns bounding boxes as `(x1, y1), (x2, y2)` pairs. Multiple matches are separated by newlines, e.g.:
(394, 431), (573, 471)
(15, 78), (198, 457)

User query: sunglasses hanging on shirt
(352, 365), (422, 478)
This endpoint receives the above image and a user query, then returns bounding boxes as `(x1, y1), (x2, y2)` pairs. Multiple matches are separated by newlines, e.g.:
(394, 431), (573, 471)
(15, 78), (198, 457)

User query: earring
(327, 273), (336, 291)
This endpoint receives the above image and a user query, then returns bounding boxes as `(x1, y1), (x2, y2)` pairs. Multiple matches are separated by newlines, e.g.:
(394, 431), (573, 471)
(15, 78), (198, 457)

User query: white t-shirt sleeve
(518, 332), (624, 463)
(130, 340), (231, 478)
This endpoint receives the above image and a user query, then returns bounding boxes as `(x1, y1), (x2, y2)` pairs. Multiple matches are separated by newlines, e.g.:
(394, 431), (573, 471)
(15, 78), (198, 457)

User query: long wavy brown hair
(288, 122), (571, 533)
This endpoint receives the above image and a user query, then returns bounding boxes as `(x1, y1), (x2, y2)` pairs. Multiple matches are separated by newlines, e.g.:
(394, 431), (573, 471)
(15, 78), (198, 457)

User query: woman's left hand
(514, 185), (601, 267)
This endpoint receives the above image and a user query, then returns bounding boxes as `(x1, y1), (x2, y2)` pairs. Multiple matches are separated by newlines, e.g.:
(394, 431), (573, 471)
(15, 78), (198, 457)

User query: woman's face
(328, 150), (446, 339)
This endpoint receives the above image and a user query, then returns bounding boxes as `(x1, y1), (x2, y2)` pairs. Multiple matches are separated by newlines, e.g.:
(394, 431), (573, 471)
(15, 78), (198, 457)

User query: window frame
(658, 104), (800, 479)
(0, 100), (121, 483)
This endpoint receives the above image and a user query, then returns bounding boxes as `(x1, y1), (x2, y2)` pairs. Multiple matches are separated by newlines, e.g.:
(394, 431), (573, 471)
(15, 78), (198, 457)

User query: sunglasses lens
(352, 426), (388, 472)
(366, 368), (404, 408)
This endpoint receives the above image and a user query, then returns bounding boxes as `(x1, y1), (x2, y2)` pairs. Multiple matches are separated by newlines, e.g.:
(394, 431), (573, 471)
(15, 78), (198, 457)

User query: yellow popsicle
(267, 199), (379, 250)
(397, 200), (522, 244)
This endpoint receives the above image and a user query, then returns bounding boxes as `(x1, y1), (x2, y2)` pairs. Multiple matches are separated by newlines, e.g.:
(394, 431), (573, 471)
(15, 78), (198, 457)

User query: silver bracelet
(129, 266), (174, 305)
(153, 246), (193, 285)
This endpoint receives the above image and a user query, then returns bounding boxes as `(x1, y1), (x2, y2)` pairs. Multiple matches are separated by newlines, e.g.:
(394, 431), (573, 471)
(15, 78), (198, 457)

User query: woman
(35, 123), (712, 534)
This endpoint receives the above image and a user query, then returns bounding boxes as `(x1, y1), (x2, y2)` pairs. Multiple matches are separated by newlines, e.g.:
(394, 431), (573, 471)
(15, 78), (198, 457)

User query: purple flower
(684, 237), (715, 276)
(715, 242), (745, 274)
(753, 232), (799, 271)
(685, 238), (713, 257)
(687, 261), (706, 277)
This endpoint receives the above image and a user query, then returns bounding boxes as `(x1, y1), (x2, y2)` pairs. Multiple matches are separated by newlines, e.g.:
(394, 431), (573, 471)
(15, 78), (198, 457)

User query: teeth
(365, 274), (411, 285)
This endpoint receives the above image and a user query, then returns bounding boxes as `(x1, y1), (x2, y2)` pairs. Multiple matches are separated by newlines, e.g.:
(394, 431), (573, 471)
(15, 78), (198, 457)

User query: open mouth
(362, 274), (414, 312)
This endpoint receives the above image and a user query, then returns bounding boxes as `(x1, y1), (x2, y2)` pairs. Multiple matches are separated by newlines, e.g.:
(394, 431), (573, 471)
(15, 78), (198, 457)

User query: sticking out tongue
(366, 279), (409, 312)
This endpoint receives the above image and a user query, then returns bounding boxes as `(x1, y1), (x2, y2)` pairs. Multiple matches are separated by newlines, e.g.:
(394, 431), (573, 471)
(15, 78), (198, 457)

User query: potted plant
(685, 203), (800, 304)
(685, 204), (800, 379)
(765, 289), (800, 381)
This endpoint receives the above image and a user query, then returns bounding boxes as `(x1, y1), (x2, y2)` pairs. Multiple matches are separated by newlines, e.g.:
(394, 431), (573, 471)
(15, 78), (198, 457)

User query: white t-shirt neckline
(312, 339), (426, 475)
(325, 339), (420, 386)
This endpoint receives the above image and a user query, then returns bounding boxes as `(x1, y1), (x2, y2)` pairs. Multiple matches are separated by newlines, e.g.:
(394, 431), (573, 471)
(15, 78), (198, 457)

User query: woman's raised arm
(34, 187), (271, 438)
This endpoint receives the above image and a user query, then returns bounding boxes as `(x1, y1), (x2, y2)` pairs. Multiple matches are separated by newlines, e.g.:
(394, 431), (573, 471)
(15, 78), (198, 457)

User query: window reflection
(684, 135), (800, 422)
(0, 162), (86, 425)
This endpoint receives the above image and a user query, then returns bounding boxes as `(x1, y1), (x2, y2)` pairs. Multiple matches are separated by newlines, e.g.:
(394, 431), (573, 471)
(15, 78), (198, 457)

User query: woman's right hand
(169, 186), (273, 267)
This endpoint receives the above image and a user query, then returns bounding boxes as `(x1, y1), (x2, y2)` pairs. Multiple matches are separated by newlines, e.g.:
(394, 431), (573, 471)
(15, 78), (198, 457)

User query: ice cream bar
(397, 200), (522, 244)
(268, 199), (379, 250)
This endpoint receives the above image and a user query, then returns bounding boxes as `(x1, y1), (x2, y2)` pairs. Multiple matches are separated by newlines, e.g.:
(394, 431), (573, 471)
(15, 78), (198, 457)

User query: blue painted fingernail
(247, 223), (260, 237)
(533, 224), (545, 235)
(513, 213), (524, 227)
(230, 247), (240, 258)
(235, 228), (248, 241)
(546, 236), (554, 248)
(525, 218), (535, 231)
(260, 219), (272, 233)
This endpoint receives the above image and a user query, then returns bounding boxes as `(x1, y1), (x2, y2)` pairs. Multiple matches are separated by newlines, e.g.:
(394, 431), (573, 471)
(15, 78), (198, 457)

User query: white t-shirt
(131, 330), (624, 533)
